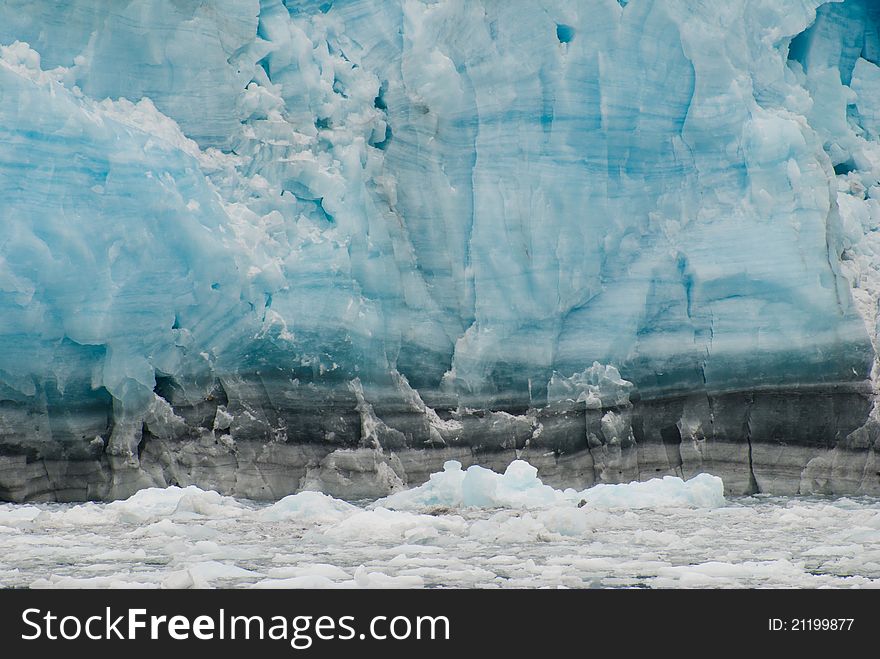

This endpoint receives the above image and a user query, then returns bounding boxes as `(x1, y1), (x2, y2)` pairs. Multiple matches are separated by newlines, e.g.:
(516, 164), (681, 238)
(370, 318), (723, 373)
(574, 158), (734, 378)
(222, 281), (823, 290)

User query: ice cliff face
(1, 0), (879, 501)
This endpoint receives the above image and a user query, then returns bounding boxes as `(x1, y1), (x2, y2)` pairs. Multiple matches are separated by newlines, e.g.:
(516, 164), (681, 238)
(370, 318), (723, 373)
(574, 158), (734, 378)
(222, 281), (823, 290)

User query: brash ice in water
(1, 460), (878, 589)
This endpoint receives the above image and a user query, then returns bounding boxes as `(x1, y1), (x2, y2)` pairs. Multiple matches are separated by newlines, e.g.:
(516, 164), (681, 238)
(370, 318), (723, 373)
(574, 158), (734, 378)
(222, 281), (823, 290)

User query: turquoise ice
(0, 1), (879, 499)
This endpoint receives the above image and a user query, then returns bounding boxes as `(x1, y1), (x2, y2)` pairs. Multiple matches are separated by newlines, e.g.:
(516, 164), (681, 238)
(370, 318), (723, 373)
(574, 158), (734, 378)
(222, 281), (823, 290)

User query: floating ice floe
(258, 490), (358, 523)
(3, 462), (880, 589)
(375, 460), (726, 511)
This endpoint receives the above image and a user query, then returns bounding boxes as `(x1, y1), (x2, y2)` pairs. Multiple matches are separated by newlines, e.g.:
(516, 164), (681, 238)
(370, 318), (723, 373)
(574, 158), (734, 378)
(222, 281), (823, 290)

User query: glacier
(1, 0), (880, 501)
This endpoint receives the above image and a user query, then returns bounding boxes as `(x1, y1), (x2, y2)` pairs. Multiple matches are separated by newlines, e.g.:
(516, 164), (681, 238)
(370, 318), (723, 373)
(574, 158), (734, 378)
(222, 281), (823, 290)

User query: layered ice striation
(1, 0), (880, 501)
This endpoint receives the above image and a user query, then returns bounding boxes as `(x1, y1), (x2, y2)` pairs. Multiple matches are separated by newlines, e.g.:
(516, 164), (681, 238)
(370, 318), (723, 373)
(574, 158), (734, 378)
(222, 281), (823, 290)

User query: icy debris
(258, 490), (357, 523)
(264, 564), (352, 581)
(580, 474), (726, 509)
(352, 565), (424, 589)
(8, 470), (880, 589)
(547, 362), (633, 409)
(2, 458), (724, 545)
(31, 576), (160, 589)
(319, 507), (467, 544)
(185, 560), (262, 583)
(251, 575), (351, 589)
(251, 566), (423, 589)
(376, 459), (724, 511)
(106, 486), (245, 523)
(213, 405), (234, 432)
(128, 519), (221, 540)
(0, 505), (41, 526)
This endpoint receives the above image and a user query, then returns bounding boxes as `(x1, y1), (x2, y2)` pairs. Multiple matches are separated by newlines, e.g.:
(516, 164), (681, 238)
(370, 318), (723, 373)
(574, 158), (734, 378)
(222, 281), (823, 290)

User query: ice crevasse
(1, 0), (880, 501)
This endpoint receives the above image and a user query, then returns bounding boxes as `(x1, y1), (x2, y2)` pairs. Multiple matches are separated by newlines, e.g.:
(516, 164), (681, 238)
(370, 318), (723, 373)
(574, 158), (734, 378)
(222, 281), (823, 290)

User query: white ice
(375, 459), (725, 510)
(1, 460), (878, 589)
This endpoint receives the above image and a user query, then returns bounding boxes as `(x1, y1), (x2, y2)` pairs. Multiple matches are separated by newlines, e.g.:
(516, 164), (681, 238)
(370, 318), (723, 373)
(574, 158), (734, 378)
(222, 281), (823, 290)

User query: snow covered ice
(1, 459), (879, 589)
(376, 459), (725, 510)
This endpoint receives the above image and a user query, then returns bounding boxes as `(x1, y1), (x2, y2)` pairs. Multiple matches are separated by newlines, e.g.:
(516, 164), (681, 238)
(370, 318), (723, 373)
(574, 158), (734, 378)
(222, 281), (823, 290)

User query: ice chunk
(107, 486), (244, 523)
(320, 507), (466, 544)
(547, 362), (634, 409)
(579, 473), (726, 509)
(251, 575), (351, 589)
(377, 459), (725, 511)
(258, 491), (358, 523)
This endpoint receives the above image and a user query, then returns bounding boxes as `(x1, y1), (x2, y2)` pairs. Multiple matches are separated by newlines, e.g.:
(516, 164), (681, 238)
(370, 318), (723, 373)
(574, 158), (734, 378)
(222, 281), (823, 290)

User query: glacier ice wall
(0, 0), (879, 500)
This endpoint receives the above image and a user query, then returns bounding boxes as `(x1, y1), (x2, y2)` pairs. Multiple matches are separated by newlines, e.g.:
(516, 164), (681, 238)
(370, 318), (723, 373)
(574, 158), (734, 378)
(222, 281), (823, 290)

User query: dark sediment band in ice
(0, 371), (875, 502)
